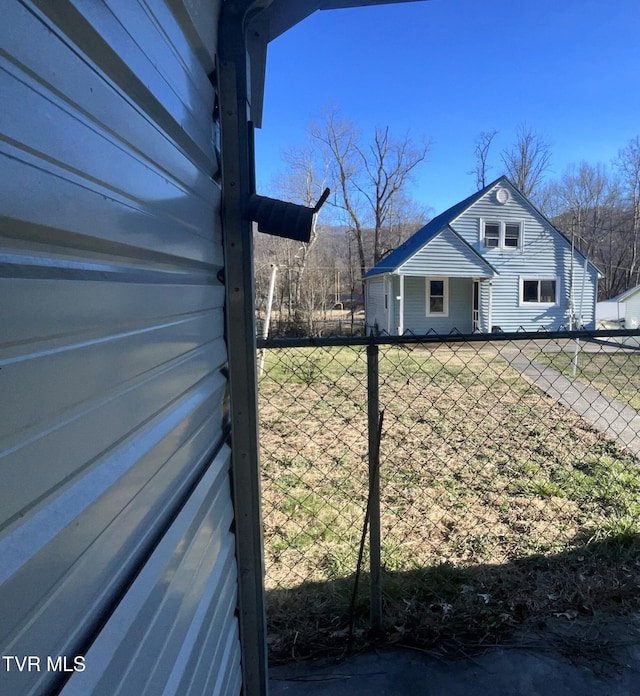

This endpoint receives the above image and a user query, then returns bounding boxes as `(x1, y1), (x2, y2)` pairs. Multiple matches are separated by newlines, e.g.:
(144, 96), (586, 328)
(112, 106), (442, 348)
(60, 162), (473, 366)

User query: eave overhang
(227, 0), (425, 127)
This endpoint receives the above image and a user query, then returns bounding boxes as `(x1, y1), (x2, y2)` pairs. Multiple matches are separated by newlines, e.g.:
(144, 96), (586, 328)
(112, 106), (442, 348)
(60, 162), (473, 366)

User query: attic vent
(495, 188), (510, 204)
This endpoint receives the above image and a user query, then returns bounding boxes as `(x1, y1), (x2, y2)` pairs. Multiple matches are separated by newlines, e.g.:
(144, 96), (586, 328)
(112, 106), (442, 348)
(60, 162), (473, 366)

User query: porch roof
(364, 179), (501, 279)
(396, 225), (497, 278)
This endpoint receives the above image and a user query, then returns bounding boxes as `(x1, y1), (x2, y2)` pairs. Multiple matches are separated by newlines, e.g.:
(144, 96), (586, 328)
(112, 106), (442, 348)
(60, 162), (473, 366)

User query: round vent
(496, 188), (510, 204)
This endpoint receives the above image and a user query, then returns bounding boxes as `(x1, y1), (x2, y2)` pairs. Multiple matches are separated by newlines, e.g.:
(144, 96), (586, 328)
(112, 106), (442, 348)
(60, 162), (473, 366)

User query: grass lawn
(535, 348), (640, 410)
(259, 343), (640, 661)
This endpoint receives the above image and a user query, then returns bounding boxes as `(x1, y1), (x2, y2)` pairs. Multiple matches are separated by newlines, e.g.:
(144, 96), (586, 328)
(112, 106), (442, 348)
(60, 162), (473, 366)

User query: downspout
(571, 256), (589, 376)
(569, 221), (575, 329)
(218, 6), (268, 695)
(387, 275), (393, 335)
(577, 256), (588, 328)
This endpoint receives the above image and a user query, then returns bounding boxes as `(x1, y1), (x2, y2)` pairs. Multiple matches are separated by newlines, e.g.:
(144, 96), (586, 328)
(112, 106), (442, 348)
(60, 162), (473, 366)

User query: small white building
(596, 300), (625, 328)
(613, 286), (640, 328)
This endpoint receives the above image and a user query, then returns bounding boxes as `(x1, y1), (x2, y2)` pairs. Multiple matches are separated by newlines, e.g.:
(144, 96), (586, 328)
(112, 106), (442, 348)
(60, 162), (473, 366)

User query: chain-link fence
(258, 330), (640, 661)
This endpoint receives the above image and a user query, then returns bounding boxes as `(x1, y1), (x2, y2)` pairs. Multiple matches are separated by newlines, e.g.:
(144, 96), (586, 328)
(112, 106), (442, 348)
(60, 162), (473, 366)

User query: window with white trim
(521, 278), (557, 305)
(481, 220), (522, 250)
(426, 277), (448, 316)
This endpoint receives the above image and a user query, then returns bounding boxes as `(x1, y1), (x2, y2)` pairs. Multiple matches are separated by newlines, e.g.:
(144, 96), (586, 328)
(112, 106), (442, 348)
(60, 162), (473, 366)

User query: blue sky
(254, 0), (640, 215)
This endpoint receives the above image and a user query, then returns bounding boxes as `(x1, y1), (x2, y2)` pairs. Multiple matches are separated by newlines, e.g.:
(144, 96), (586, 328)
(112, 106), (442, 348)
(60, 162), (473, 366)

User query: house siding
(452, 184), (597, 330)
(1, 2), (241, 695)
(366, 276), (388, 334)
(398, 227), (493, 278)
(365, 179), (599, 335)
(401, 276), (473, 334)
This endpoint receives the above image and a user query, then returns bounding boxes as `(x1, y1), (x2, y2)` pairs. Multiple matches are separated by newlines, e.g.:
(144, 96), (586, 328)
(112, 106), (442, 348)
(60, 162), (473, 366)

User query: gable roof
(395, 224), (497, 278)
(364, 177), (505, 278)
(364, 175), (602, 279)
(612, 285), (640, 303)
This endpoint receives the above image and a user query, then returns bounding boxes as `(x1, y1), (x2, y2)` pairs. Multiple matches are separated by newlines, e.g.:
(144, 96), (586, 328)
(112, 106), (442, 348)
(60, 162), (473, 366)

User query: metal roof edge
(613, 285), (640, 302)
(244, 1), (429, 126)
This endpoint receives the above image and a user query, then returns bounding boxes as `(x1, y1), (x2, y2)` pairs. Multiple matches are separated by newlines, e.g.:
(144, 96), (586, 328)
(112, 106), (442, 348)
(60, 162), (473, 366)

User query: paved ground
(498, 346), (640, 458)
(270, 640), (640, 696)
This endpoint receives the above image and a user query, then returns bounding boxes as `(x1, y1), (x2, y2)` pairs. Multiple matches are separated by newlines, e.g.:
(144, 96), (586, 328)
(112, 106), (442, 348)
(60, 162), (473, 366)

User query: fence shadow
(265, 530), (640, 664)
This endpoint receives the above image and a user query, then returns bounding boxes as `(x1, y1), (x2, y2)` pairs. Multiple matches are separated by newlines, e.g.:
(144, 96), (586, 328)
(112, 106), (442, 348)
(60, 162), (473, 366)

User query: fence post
(367, 342), (382, 632)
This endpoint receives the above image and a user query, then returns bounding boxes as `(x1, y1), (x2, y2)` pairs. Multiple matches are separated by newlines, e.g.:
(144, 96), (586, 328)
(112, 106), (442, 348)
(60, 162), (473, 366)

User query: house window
(521, 278), (557, 305)
(482, 220), (522, 250)
(484, 223), (500, 248)
(426, 277), (448, 316)
(504, 223), (520, 248)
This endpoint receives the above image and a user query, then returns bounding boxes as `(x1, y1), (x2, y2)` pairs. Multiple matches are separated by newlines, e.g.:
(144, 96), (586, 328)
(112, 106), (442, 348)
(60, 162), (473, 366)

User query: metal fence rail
(257, 330), (640, 661)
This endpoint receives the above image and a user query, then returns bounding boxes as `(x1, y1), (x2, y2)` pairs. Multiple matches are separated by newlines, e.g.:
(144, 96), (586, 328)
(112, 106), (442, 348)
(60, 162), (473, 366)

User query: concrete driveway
(497, 345), (640, 459)
(270, 640), (640, 696)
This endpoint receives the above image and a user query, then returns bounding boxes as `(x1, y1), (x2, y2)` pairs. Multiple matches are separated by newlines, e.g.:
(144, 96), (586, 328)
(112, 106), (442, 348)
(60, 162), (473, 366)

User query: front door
(472, 281), (480, 332)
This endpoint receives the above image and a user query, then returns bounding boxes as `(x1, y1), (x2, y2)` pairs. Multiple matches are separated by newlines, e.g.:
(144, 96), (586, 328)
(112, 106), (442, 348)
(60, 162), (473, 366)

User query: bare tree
(310, 106), (431, 277)
(270, 145), (329, 307)
(546, 162), (617, 252)
(501, 123), (552, 199)
(615, 136), (640, 287)
(377, 193), (431, 260)
(471, 129), (498, 189)
(545, 162), (623, 298)
(256, 106), (431, 335)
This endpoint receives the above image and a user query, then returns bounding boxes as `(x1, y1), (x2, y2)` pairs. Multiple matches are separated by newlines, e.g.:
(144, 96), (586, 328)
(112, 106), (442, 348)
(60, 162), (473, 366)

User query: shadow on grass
(266, 530), (640, 664)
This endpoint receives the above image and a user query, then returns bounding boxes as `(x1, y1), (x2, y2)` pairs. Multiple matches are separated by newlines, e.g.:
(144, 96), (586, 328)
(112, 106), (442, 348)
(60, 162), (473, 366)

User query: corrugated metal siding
(402, 276), (473, 334)
(1, 1), (240, 695)
(59, 447), (239, 696)
(452, 185), (597, 331)
(398, 228), (493, 278)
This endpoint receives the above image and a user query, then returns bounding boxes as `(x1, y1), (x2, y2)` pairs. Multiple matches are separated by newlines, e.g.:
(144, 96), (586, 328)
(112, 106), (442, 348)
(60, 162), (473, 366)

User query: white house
(364, 177), (601, 335)
(611, 285), (640, 328)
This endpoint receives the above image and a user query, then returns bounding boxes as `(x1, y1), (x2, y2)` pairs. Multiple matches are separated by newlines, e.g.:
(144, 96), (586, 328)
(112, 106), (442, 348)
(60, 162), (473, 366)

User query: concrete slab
(270, 644), (640, 696)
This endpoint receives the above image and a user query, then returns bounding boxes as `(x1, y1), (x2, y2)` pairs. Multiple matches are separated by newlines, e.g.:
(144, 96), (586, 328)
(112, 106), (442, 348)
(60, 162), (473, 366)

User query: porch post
(397, 274), (405, 335)
(386, 276), (393, 336)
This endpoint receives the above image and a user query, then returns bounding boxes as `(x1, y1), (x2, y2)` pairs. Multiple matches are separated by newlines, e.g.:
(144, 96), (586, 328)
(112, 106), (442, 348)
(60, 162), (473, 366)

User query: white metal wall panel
(624, 293), (640, 328)
(59, 447), (239, 696)
(1, 1), (241, 694)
